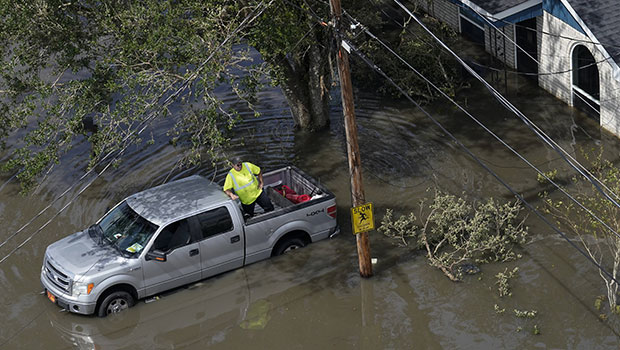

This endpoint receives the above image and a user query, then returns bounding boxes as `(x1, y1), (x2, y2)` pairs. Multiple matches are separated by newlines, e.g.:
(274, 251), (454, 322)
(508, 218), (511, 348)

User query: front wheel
(273, 237), (306, 256)
(97, 291), (135, 317)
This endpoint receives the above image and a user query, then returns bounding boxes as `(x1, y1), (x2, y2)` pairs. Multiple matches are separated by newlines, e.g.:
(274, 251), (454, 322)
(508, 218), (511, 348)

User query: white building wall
(539, 11), (620, 136)
(411, 1), (620, 137)
(414, 0), (460, 31)
(485, 24), (517, 69)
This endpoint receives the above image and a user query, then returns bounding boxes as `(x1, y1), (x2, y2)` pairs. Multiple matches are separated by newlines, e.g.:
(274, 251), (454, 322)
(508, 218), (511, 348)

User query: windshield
(98, 201), (158, 256)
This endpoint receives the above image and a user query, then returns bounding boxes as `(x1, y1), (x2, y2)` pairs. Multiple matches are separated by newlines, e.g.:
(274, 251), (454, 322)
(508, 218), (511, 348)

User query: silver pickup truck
(41, 166), (339, 317)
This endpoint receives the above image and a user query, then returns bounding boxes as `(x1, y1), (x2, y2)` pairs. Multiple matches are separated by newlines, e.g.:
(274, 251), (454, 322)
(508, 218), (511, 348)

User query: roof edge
(460, 0), (542, 20)
(558, 0), (620, 81)
(494, 0), (542, 20)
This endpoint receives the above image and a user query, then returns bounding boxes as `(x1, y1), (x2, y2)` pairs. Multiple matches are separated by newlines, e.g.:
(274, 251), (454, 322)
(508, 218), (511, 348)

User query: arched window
(572, 45), (600, 120)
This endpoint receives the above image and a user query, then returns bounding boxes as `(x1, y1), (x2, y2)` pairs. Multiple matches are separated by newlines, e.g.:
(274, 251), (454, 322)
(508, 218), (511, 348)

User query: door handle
(230, 235), (240, 243)
(189, 249), (199, 256)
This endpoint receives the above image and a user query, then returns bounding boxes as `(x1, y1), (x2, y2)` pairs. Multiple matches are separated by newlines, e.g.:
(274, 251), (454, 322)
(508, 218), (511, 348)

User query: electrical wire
(373, 0), (620, 106)
(298, 0), (619, 232)
(459, 2), (620, 51)
(345, 38), (620, 286)
(0, 0), (275, 264)
(278, 0), (439, 189)
(392, 0), (620, 214)
(352, 19), (620, 243)
(321, 0), (620, 286)
(0, 5), (278, 347)
(451, 1), (620, 186)
(455, 1), (611, 114)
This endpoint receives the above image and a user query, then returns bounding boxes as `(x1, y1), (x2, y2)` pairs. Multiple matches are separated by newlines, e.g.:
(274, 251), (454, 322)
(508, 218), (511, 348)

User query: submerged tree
(350, 5), (464, 102)
(0, 0), (339, 193)
(538, 150), (620, 314)
(0, 0), (465, 193)
(379, 190), (528, 281)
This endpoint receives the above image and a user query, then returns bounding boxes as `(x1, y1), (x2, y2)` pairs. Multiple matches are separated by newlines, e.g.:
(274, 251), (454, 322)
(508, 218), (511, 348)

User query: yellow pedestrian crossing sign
(351, 202), (374, 234)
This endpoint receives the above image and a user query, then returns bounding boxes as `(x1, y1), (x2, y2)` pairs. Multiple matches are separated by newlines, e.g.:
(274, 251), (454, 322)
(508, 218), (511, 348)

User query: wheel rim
(106, 297), (128, 315)
(283, 244), (302, 253)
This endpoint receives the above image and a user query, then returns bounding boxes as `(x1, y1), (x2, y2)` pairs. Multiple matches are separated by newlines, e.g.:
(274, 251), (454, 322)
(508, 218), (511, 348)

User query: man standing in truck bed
(223, 157), (274, 217)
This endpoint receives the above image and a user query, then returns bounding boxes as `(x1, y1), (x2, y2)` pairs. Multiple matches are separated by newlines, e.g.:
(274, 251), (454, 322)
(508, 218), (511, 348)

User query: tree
(538, 150), (620, 315)
(0, 0), (464, 193)
(0, 0), (339, 193)
(349, 4), (464, 102)
(379, 189), (528, 281)
(247, 1), (332, 130)
(0, 1), (253, 192)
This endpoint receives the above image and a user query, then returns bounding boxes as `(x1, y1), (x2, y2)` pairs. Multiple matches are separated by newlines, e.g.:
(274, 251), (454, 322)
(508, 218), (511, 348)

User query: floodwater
(1, 43), (620, 349)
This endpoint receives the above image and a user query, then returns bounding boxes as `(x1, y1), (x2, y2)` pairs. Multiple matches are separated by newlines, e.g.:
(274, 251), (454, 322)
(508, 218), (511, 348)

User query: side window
(151, 219), (192, 252)
(195, 207), (233, 240)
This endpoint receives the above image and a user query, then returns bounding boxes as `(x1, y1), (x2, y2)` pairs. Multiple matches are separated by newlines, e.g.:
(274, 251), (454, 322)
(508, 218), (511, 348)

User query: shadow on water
(2, 45), (620, 349)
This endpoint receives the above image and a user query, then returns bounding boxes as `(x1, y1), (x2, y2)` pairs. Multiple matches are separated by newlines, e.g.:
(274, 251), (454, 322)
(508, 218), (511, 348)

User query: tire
(97, 291), (135, 317)
(273, 237), (306, 256)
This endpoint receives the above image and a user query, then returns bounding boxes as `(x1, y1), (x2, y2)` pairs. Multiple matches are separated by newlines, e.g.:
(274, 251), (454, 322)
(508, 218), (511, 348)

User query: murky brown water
(1, 44), (620, 349)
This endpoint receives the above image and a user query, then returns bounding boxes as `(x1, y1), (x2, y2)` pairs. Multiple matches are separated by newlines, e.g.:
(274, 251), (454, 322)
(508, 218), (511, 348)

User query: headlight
(72, 281), (94, 296)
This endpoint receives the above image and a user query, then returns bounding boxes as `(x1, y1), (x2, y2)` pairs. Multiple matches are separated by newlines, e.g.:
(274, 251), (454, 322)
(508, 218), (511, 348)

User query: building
(412, 0), (620, 136)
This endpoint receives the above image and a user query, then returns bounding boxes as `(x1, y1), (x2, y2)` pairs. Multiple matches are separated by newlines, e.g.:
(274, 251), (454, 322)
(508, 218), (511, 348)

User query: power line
(0, 5), (278, 346)
(296, 0), (620, 284)
(456, 1), (612, 114)
(363, 0), (616, 111)
(346, 38), (620, 286)
(310, 0), (620, 220)
(458, 2), (620, 51)
(465, 57), (608, 77)
(314, 1), (619, 233)
(352, 18), (620, 243)
(0, 0), (275, 264)
(313, 0), (620, 107)
(362, 0), (616, 106)
(392, 0), (620, 215)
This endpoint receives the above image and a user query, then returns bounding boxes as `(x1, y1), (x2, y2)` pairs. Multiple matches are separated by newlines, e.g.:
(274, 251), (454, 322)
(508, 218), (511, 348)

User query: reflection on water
(1, 48), (620, 349)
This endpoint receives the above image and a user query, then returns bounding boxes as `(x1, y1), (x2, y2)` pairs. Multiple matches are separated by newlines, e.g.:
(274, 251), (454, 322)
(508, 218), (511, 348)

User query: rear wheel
(97, 291), (135, 317)
(273, 237), (306, 256)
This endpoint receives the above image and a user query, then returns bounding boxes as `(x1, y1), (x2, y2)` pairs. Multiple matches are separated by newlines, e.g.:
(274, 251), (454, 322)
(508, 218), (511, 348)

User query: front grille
(44, 258), (72, 293)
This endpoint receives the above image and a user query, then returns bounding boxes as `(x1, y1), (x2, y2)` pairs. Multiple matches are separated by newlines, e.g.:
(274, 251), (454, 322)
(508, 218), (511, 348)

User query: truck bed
(245, 166), (334, 223)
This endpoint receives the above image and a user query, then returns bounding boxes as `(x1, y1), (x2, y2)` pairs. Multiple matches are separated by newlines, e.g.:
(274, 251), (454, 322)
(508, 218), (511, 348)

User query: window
(98, 201), (158, 255)
(195, 207), (233, 239)
(151, 219), (192, 252)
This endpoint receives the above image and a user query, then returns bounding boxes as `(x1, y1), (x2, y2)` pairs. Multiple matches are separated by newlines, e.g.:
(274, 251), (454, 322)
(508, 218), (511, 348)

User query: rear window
(195, 207), (233, 239)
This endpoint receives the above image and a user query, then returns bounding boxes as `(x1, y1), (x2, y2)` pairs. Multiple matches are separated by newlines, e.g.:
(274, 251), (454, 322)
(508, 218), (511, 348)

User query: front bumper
(41, 270), (97, 315)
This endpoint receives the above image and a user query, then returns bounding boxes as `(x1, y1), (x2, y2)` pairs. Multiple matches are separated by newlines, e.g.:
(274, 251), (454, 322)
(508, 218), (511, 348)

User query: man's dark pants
(241, 190), (274, 217)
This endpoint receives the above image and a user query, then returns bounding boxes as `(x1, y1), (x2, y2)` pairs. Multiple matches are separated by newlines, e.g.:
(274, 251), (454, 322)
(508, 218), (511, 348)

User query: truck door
(142, 218), (202, 296)
(192, 206), (244, 279)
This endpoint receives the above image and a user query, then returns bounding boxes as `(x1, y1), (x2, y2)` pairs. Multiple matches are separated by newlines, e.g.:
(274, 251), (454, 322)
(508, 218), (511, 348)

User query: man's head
(230, 156), (243, 171)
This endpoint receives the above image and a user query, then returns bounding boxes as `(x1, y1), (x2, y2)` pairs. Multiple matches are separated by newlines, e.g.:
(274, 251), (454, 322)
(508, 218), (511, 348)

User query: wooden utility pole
(329, 0), (373, 278)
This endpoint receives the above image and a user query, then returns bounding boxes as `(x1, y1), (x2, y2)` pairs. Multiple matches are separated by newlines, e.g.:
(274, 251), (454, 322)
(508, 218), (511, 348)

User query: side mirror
(145, 250), (167, 262)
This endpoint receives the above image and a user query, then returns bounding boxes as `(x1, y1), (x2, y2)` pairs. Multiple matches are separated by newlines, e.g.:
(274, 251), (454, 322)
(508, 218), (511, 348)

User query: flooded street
(1, 45), (620, 349)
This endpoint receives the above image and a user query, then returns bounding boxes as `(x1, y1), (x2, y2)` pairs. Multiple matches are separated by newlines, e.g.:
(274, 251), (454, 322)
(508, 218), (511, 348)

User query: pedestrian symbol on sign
(359, 211), (368, 223)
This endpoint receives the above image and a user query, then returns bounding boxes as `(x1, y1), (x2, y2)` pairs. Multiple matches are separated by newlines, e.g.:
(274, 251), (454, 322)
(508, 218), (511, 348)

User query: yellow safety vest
(226, 163), (261, 205)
